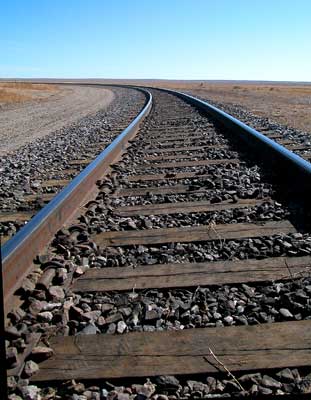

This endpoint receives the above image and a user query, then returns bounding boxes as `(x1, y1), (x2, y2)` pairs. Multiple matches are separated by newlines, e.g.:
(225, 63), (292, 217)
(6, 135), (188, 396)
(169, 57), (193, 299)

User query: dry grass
(0, 82), (59, 105)
(0, 82), (58, 91)
(0, 89), (32, 104)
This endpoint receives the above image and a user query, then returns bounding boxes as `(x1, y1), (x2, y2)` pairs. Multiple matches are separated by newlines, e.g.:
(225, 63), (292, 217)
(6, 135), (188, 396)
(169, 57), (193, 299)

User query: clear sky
(1, 0), (310, 81)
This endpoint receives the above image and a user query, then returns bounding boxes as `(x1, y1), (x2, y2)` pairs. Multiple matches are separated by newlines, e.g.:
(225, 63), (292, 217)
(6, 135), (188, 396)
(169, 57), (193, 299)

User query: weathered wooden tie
(33, 320), (311, 381)
(287, 144), (311, 151)
(145, 152), (230, 162)
(73, 256), (311, 292)
(41, 179), (70, 188)
(127, 171), (213, 182)
(277, 139), (295, 145)
(68, 159), (92, 166)
(113, 184), (211, 197)
(136, 158), (240, 170)
(146, 133), (206, 140)
(94, 220), (296, 247)
(23, 193), (55, 203)
(144, 134), (208, 144)
(147, 139), (218, 149)
(114, 199), (266, 217)
(62, 168), (80, 175)
(263, 133), (283, 139)
(0, 211), (34, 223)
(143, 144), (228, 154)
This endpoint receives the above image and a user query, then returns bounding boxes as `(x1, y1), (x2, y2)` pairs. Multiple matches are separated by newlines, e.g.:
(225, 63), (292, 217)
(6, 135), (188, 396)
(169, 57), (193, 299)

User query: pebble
(279, 308), (293, 318)
(37, 311), (53, 322)
(31, 346), (54, 361)
(77, 323), (99, 335)
(155, 375), (180, 390)
(23, 360), (39, 377)
(261, 375), (282, 388)
(117, 321), (127, 334)
(7, 376), (17, 390)
(276, 368), (295, 382)
(20, 385), (41, 400)
(48, 286), (65, 301)
(6, 326), (22, 339)
(106, 312), (123, 324)
(8, 395), (23, 400)
(258, 386), (273, 395)
(6, 347), (18, 367)
(223, 316), (234, 325)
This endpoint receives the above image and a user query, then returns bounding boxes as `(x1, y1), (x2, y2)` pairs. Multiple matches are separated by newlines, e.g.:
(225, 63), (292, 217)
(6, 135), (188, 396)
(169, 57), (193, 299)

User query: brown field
(0, 82), (59, 105)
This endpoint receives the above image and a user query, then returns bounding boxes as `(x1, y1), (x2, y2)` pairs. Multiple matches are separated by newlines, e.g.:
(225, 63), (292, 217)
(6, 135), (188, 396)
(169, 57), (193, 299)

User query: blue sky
(1, 0), (310, 81)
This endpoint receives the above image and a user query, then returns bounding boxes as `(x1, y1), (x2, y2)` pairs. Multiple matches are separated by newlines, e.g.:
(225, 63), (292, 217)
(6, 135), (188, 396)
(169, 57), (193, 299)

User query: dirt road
(0, 85), (114, 155)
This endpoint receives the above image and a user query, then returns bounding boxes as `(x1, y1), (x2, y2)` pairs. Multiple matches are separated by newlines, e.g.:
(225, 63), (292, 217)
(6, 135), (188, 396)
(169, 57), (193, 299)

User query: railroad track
(3, 86), (311, 398)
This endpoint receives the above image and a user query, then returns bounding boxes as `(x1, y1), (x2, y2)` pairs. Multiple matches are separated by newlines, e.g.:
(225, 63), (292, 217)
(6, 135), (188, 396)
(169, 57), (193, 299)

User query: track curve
(4, 85), (311, 399)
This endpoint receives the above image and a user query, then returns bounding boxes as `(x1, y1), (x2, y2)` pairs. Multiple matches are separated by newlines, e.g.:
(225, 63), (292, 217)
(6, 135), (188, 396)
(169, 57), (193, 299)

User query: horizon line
(0, 78), (311, 85)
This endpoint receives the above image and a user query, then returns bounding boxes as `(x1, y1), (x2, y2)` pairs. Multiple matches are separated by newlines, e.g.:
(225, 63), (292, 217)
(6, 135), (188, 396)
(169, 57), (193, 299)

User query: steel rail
(157, 88), (311, 198)
(1, 87), (152, 315)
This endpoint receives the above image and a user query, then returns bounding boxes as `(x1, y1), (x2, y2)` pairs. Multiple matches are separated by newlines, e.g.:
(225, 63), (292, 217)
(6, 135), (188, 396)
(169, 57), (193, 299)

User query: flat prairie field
(0, 82), (59, 104)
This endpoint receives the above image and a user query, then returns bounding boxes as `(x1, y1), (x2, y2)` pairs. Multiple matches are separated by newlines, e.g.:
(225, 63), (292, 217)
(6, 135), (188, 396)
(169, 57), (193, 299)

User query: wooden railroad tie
(146, 133), (206, 140)
(73, 255), (311, 292)
(114, 199), (266, 217)
(68, 159), (92, 166)
(127, 171), (213, 182)
(277, 139), (295, 146)
(113, 184), (210, 197)
(0, 211), (35, 223)
(135, 158), (240, 170)
(41, 179), (70, 188)
(145, 152), (230, 162)
(143, 144), (228, 154)
(23, 193), (55, 204)
(145, 139), (222, 149)
(94, 220), (295, 247)
(286, 144), (311, 151)
(33, 320), (311, 381)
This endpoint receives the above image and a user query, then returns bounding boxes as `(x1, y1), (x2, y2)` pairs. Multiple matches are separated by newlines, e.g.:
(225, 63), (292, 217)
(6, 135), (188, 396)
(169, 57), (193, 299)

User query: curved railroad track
(3, 85), (311, 399)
